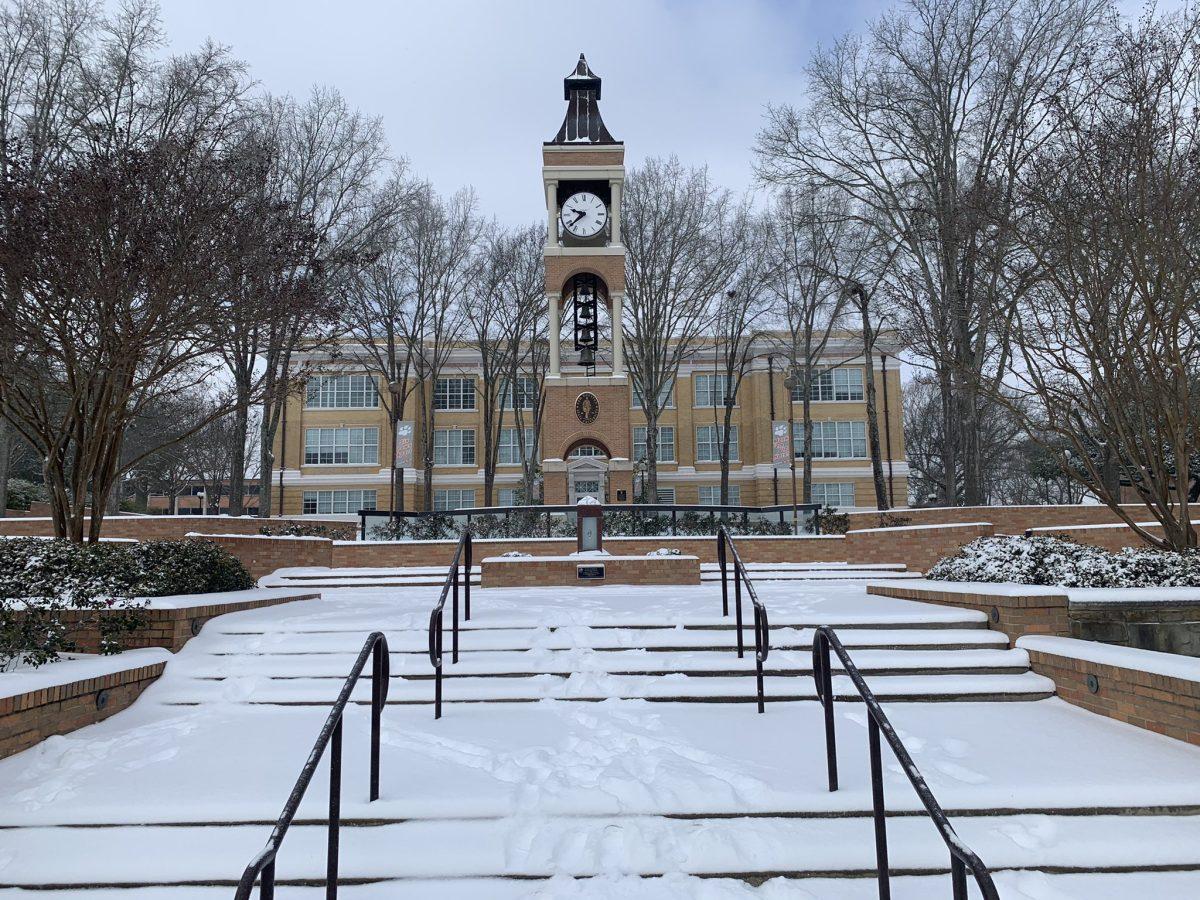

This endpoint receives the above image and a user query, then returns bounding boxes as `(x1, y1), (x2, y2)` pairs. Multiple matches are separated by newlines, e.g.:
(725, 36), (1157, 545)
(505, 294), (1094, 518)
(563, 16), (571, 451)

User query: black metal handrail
(360, 501), (822, 540)
(428, 528), (472, 719)
(716, 525), (770, 713)
(811, 626), (1000, 900)
(234, 632), (390, 900)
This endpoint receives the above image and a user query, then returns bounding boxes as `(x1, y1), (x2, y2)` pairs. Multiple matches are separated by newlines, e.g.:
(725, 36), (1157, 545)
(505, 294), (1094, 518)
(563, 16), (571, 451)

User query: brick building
(270, 55), (908, 515)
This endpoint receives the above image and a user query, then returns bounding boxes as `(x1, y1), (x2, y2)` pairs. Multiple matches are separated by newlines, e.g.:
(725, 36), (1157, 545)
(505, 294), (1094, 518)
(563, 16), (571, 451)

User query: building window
(498, 488), (525, 506)
(699, 485), (741, 505)
(305, 374), (379, 409)
(498, 427), (536, 465)
(693, 373), (735, 408)
(696, 424), (738, 462)
(433, 429), (476, 466)
(812, 482), (856, 508)
(633, 426), (675, 462)
(434, 489), (475, 511)
(302, 489), (377, 514)
(434, 377), (475, 410)
(795, 368), (865, 403)
(656, 488), (675, 504)
(304, 427), (379, 465)
(569, 443), (606, 458)
(633, 381), (674, 409)
(501, 376), (537, 410)
(795, 421), (868, 459)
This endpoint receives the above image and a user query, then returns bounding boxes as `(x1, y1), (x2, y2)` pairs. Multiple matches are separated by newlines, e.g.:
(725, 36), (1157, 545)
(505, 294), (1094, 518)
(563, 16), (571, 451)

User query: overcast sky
(152, 0), (1171, 227)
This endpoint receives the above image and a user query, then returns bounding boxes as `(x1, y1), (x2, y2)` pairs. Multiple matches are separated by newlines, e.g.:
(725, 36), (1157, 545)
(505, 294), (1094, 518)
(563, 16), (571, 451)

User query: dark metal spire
(550, 53), (618, 144)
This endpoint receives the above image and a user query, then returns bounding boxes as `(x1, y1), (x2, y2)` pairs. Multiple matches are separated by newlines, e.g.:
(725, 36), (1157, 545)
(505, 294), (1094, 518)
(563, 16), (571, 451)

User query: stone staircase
(1, 578), (1199, 897)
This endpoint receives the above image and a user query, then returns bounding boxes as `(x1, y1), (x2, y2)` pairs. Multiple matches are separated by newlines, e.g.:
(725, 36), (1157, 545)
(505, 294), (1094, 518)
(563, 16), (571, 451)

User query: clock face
(560, 191), (608, 238)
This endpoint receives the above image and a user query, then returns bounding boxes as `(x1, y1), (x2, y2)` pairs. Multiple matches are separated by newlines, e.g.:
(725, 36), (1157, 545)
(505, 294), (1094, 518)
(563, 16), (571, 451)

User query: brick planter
(0, 650), (169, 759)
(1018, 636), (1200, 746)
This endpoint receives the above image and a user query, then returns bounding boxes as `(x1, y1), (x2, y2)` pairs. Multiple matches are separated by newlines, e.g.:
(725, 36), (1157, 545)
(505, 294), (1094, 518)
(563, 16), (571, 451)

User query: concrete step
(156, 670), (1056, 705)
(179, 648), (1031, 680)
(2, 812), (1196, 888)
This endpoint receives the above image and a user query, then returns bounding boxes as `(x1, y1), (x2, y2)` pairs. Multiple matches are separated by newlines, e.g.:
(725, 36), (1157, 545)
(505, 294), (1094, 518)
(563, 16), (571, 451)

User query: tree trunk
(801, 380), (814, 504)
(645, 409), (660, 503)
(0, 420), (10, 518)
(860, 302), (889, 509)
(228, 391), (250, 517)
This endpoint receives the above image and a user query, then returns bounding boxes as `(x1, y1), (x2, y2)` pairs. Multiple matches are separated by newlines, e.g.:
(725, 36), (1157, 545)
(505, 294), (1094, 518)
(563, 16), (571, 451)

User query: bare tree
(623, 157), (741, 502)
(701, 208), (771, 504)
(996, 6), (1200, 550)
(0, 5), (298, 541)
(397, 184), (480, 510)
(767, 187), (850, 505)
(757, 0), (1107, 505)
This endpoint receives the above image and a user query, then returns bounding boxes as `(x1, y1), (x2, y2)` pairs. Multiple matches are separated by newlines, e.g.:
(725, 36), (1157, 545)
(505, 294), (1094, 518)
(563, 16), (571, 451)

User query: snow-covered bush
(0, 538), (253, 669)
(927, 535), (1200, 587)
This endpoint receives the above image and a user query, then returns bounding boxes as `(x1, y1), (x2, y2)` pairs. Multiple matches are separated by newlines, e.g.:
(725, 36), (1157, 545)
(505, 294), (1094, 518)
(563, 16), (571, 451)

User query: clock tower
(540, 54), (633, 505)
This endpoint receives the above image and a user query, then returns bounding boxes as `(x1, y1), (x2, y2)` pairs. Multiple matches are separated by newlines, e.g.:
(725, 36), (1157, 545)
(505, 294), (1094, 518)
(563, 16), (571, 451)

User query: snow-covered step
(174, 647), (1031, 680)
(155, 670), (1055, 705)
(5, 871), (1198, 899)
(2, 812), (1197, 887)
(200, 626), (1008, 656)
(700, 569), (924, 581)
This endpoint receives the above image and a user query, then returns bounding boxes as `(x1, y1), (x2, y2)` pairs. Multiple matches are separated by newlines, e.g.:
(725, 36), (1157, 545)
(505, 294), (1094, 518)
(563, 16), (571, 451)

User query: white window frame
(497, 427), (536, 465)
(305, 374), (379, 409)
(632, 380), (675, 409)
(303, 427), (379, 466)
(633, 425), (676, 462)
(696, 424), (738, 462)
(795, 368), (865, 403)
(693, 374), (735, 408)
(433, 489), (476, 511)
(699, 485), (740, 505)
(433, 429), (476, 466)
(498, 488), (524, 506)
(501, 376), (537, 411)
(794, 421), (868, 459)
(434, 377), (476, 411)
(302, 489), (377, 514)
(812, 482), (856, 508)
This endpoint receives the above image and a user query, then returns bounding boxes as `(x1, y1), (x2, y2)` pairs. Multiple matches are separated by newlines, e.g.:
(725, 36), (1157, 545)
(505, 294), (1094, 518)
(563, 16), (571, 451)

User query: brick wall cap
(1029, 520), (1200, 533)
(188, 532), (334, 543)
(142, 589), (320, 610)
(341, 534), (844, 547)
(847, 522), (993, 535)
(0, 648), (170, 701)
(1017, 635), (1200, 685)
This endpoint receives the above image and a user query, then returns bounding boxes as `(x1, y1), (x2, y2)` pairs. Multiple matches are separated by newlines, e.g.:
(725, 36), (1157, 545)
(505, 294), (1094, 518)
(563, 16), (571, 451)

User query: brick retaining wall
(1017, 637), (1200, 746)
(846, 504), (1145, 535)
(0, 656), (167, 759)
(845, 523), (995, 573)
(481, 555), (701, 587)
(868, 582), (1070, 645)
(190, 534), (334, 580)
(1028, 522), (1168, 552)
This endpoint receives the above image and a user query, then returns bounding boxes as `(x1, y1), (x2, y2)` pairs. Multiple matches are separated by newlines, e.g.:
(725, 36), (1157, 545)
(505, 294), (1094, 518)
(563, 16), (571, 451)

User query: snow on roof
(1017, 635), (1200, 683)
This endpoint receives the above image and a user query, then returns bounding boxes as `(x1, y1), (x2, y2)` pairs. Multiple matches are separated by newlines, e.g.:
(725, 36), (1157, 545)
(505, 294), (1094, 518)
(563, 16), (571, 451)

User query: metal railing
(811, 626), (1000, 900)
(234, 632), (390, 900)
(428, 528), (473, 719)
(360, 502), (821, 541)
(715, 525), (770, 713)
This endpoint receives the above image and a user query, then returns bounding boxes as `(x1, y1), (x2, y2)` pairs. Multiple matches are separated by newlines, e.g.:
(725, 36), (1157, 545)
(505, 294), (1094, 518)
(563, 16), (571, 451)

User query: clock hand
(571, 209), (586, 224)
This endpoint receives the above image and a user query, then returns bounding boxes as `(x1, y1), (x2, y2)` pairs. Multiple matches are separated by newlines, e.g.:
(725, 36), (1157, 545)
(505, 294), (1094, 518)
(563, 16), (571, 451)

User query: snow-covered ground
(0, 578), (1198, 897)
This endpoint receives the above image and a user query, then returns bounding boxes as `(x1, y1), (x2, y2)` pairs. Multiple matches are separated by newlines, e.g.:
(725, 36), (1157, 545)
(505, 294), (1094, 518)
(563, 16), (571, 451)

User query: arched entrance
(565, 439), (610, 504)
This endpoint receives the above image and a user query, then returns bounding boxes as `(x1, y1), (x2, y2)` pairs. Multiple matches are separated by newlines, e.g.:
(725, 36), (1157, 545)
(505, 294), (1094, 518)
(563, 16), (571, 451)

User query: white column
(611, 292), (625, 378)
(609, 179), (622, 245)
(545, 181), (558, 246)
(548, 292), (561, 377)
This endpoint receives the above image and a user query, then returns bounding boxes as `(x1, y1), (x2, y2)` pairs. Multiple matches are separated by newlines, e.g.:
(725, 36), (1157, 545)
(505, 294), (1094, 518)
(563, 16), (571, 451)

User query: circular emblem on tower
(575, 392), (599, 425)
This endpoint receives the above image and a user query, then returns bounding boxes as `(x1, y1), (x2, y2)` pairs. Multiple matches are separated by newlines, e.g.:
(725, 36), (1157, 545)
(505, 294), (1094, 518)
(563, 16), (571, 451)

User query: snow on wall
(1017, 635), (1200, 684)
